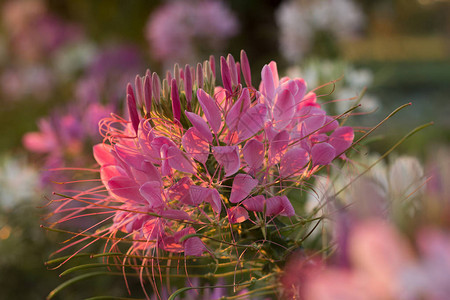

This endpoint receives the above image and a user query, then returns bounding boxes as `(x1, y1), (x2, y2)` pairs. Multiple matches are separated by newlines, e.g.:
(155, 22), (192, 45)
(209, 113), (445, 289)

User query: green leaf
(47, 272), (114, 299)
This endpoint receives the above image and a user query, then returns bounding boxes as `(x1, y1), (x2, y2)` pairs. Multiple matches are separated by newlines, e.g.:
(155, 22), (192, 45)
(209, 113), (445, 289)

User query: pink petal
(23, 132), (53, 153)
(196, 89), (222, 133)
(319, 116), (339, 133)
(329, 126), (354, 155)
(189, 185), (210, 206)
(140, 181), (164, 208)
(159, 144), (172, 177)
(182, 128), (209, 164)
(100, 165), (126, 186)
(108, 176), (145, 203)
(268, 61), (279, 88)
(279, 147), (310, 177)
(237, 103), (267, 141)
(213, 146), (240, 177)
(184, 237), (206, 256)
(167, 177), (192, 204)
(265, 196), (295, 216)
(242, 195), (266, 212)
(228, 206), (249, 224)
(206, 188), (222, 214)
(189, 186), (221, 213)
(297, 91), (319, 110)
(273, 89), (295, 130)
(152, 136), (177, 153)
(138, 121), (159, 162)
(226, 88), (250, 131)
(293, 78), (307, 103)
(269, 130), (290, 164)
(114, 144), (145, 171)
(244, 195), (295, 216)
(301, 115), (326, 137)
(279, 195), (296, 216)
(167, 146), (196, 174)
(280, 79), (298, 100)
(140, 161), (162, 185)
(243, 139), (264, 171)
(185, 111), (213, 143)
(297, 106), (325, 119)
(93, 143), (116, 166)
(230, 174), (259, 203)
(161, 209), (191, 221)
(311, 143), (336, 166)
(261, 64), (275, 100)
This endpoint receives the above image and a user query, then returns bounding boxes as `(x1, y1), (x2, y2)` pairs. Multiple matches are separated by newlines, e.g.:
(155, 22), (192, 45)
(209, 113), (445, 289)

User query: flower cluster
(86, 50), (354, 258)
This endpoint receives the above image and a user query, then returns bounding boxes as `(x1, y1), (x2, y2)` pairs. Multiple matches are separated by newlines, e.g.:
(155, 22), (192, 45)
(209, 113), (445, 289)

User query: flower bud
(171, 79), (181, 122)
(240, 50), (252, 87)
(152, 72), (161, 103)
(196, 63), (203, 89)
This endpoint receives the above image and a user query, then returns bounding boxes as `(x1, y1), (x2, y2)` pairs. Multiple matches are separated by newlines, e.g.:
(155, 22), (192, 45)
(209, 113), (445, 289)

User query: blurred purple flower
(76, 45), (144, 105)
(146, 0), (238, 66)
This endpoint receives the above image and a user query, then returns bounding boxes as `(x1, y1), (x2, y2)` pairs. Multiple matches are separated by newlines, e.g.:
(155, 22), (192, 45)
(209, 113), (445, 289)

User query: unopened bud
(143, 75), (152, 114)
(184, 64), (193, 103)
(220, 56), (232, 93)
(240, 50), (252, 87)
(196, 63), (203, 89)
(152, 72), (161, 103)
(171, 79), (181, 122)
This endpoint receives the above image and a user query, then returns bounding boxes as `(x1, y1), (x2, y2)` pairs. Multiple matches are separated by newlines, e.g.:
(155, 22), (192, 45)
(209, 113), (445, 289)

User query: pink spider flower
(51, 50), (354, 274)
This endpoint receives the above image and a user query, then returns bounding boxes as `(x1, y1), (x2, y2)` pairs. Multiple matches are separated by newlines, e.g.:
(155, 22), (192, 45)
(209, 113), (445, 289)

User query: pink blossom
(51, 50), (354, 265)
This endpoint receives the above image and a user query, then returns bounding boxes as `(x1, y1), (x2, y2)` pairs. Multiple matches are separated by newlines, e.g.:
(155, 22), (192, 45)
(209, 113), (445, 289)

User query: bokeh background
(0, 0), (448, 299)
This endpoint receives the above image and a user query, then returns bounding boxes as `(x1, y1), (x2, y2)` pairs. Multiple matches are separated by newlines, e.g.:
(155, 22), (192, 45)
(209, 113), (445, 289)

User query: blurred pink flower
(23, 103), (112, 188)
(284, 218), (450, 300)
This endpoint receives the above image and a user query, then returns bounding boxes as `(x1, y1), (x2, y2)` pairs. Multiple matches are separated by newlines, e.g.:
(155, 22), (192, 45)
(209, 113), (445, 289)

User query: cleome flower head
(49, 50), (355, 298)
(89, 51), (354, 257)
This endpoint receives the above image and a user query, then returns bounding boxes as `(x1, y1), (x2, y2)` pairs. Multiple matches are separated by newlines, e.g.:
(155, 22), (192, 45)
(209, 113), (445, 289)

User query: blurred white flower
(276, 0), (364, 62)
(53, 42), (97, 79)
(308, 154), (425, 221)
(0, 154), (38, 210)
(389, 156), (425, 201)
